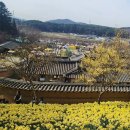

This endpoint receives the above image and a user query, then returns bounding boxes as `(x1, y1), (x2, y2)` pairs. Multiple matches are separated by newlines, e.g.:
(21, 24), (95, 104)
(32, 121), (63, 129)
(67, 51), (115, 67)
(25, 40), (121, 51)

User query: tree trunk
(30, 80), (37, 107)
(98, 92), (104, 105)
(98, 82), (110, 105)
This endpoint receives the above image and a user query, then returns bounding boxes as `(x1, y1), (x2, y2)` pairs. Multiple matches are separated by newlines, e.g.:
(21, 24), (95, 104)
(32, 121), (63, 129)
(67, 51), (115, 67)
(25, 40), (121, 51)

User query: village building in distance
(0, 36), (130, 104)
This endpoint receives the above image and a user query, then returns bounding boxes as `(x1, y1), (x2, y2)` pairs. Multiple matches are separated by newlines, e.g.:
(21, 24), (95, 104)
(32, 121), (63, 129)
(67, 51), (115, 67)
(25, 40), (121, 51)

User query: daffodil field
(0, 102), (130, 130)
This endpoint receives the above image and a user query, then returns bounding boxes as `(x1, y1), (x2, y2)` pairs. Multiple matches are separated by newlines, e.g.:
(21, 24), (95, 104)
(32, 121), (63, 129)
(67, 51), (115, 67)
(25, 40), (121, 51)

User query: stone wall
(0, 86), (130, 104)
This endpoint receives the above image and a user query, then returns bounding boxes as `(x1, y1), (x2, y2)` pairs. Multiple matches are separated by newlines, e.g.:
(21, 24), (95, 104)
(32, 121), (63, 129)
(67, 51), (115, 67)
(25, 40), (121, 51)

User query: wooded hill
(0, 2), (17, 35)
(17, 20), (116, 37)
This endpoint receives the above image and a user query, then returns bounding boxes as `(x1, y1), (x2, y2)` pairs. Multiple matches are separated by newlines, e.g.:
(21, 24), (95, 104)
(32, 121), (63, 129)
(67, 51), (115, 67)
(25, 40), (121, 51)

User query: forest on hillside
(0, 2), (17, 43)
(19, 20), (116, 37)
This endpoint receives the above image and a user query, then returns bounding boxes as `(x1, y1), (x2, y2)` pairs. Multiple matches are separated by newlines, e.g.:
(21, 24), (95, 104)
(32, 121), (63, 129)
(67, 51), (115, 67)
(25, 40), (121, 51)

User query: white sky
(2, 0), (130, 27)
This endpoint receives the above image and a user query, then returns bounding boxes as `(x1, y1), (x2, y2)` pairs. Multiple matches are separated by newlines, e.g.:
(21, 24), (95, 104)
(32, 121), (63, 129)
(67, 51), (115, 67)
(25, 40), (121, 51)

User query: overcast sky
(2, 0), (130, 27)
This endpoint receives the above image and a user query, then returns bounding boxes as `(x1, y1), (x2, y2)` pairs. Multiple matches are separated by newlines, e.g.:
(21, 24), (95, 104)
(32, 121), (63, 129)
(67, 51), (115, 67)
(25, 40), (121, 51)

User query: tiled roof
(66, 69), (85, 79)
(0, 41), (19, 50)
(97, 73), (130, 83)
(33, 60), (130, 83)
(36, 61), (78, 75)
(116, 73), (130, 83)
(0, 77), (130, 92)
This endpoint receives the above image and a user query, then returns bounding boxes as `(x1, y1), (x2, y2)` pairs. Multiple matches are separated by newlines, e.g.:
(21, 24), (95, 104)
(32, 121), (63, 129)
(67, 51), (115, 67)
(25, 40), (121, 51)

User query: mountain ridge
(16, 19), (130, 37)
(46, 19), (77, 24)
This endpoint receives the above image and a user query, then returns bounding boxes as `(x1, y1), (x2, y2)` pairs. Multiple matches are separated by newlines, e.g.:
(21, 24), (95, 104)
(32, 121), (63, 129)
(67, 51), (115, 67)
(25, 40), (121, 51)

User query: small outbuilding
(0, 41), (19, 53)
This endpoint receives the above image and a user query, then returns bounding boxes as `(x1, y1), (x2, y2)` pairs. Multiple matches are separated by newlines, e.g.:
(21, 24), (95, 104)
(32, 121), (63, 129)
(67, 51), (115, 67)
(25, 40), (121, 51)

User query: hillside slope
(18, 20), (116, 37)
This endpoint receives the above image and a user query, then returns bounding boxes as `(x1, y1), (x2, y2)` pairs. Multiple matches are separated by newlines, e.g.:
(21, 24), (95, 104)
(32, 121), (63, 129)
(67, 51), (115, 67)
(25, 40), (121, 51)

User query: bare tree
(18, 26), (41, 44)
(0, 32), (9, 43)
(0, 27), (56, 106)
(1, 43), (55, 106)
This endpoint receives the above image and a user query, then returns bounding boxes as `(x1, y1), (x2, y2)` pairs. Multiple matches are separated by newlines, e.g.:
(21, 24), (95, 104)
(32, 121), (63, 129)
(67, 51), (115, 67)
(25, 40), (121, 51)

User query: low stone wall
(0, 86), (130, 104)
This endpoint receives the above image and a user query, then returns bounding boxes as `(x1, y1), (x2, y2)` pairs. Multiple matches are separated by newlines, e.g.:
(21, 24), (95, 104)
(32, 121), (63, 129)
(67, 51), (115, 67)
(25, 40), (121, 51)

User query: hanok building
(37, 60), (83, 83)
(34, 54), (85, 83)
(0, 55), (130, 103)
(0, 41), (19, 53)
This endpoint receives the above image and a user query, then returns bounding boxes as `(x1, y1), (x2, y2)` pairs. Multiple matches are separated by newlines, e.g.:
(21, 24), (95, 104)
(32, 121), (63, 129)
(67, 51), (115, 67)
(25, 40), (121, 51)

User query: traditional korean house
(0, 41), (19, 53)
(36, 60), (81, 82)
(0, 53), (130, 104)
(0, 54), (84, 82)
(35, 55), (84, 83)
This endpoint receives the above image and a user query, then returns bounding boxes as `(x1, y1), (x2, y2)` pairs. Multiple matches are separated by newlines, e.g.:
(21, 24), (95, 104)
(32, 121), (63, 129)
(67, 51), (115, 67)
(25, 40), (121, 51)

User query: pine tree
(11, 19), (18, 35)
(0, 1), (17, 35)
